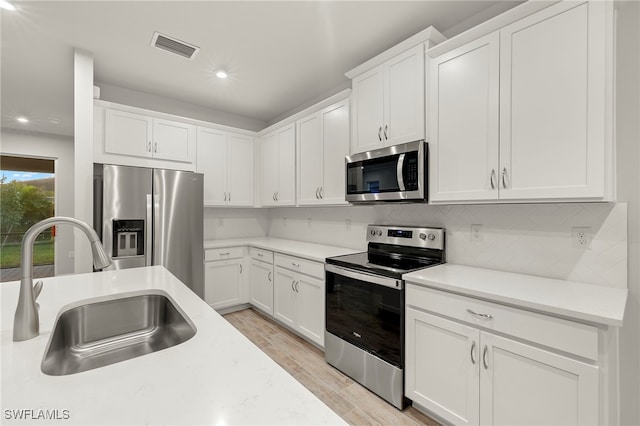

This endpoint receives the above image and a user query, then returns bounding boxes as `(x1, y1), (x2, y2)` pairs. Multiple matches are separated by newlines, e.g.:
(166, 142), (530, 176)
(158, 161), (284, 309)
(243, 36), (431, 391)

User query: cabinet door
(385, 45), (425, 146)
(197, 128), (228, 206)
(261, 132), (279, 206)
(405, 307), (480, 426)
(297, 113), (324, 205)
(296, 274), (324, 347)
(320, 99), (350, 205)
(250, 260), (274, 315)
(204, 259), (243, 311)
(276, 124), (296, 206)
(153, 118), (194, 163)
(499, 1), (606, 200)
(273, 267), (297, 328)
(429, 32), (500, 203)
(351, 66), (385, 153)
(228, 134), (254, 206)
(479, 332), (598, 426)
(104, 109), (153, 158)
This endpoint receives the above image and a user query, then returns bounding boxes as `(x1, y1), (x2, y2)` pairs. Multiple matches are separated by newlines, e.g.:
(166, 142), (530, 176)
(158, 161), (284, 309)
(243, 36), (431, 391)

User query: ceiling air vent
(151, 32), (199, 60)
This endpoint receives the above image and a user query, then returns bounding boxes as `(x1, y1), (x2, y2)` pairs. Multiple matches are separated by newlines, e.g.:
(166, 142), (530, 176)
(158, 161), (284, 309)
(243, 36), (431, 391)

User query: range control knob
(428, 233), (436, 241)
(419, 233), (427, 240)
(376, 230), (382, 236)
(370, 229), (376, 236)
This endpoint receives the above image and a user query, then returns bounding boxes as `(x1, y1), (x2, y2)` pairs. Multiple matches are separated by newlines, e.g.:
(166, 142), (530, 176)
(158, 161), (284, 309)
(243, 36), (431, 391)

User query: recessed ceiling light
(16, 116), (29, 124)
(0, 1), (16, 11)
(216, 70), (228, 79)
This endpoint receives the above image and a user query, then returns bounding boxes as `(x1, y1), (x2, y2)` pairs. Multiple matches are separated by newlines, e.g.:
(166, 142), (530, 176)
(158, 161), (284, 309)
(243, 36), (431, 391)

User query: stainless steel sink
(41, 291), (196, 376)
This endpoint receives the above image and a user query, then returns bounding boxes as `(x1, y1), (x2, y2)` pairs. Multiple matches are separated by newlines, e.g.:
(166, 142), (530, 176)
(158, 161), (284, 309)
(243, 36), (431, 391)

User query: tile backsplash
(266, 203), (628, 289)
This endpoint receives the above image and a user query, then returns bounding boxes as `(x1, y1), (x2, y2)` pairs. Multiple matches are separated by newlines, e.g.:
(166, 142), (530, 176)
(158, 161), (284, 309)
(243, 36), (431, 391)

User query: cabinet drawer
(274, 253), (324, 279)
(205, 247), (244, 261)
(250, 247), (274, 263)
(406, 284), (599, 361)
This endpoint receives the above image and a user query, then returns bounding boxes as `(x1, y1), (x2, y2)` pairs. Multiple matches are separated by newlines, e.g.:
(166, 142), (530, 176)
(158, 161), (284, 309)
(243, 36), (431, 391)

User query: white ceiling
(1, 1), (524, 137)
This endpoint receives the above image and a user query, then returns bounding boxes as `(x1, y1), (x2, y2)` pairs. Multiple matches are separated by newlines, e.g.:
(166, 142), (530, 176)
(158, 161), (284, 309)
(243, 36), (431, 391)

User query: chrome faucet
(13, 217), (112, 342)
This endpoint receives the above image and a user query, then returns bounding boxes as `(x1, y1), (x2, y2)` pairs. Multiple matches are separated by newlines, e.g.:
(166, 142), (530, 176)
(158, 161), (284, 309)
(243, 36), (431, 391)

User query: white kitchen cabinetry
(249, 247), (274, 315)
(429, 0), (613, 203)
(103, 108), (195, 165)
(273, 253), (325, 347)
(350, 45), (425, 153)
(297, 98), (350, 206)
(405, 284), (600, 426)
(261, 123), (296, 206)
(197, 127), (254, 206)
(204, 247), (246, 311)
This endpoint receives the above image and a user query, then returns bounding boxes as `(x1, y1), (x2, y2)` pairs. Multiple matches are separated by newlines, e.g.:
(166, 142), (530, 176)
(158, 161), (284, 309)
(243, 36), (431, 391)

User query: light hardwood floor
(223, 308), (440, 426)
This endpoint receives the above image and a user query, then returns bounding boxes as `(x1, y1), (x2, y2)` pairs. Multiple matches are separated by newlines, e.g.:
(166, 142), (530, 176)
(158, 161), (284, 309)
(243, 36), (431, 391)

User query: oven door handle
(396, 153), (406, 192)
(325, 264), (403, 290)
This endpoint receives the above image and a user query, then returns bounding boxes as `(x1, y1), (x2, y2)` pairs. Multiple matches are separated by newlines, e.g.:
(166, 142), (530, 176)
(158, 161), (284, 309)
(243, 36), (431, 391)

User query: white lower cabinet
(204, 247), (246, 311)
(406, 285), (599, 426)
(249, 248), (274, 315)
(273, 254), (325, 347)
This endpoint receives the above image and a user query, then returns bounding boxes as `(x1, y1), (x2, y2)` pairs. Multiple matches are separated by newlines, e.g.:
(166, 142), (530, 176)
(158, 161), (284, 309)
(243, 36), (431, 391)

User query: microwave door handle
(397, 153), (406, 191)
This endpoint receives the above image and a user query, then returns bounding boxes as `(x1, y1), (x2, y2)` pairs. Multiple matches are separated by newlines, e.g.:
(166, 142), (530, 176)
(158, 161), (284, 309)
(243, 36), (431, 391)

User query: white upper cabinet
(261, 123), (296, 206)
(297, 98), (350, 206)
(103, 108), (195, 166)
(351, 45), (425, 153)
(196, 127), (254, 207)
(429, 33), (500, 202)
(429, 0), (613, 203)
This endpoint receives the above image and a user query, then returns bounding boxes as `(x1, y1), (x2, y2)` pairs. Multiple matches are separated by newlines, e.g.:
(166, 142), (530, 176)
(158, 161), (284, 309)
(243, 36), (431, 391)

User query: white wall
(615, 1), (640, 424)
(203, 208), (268, 240)
(0, 128), (75, 275)
(268, 203), (627, 289)
(96, 82), (267, 132)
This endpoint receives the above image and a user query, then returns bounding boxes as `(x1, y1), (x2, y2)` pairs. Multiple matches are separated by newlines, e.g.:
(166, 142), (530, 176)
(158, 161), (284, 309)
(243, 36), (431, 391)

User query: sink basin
(41, 291), (196, 376)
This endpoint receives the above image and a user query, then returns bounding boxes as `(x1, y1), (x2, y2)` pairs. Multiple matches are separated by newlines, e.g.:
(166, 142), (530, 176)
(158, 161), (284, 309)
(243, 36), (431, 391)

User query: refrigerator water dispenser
(112, 219), (144, 258)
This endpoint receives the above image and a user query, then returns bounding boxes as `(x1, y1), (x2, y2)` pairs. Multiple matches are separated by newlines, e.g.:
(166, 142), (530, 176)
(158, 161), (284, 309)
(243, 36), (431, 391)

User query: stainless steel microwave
(345, 141), (427, 203)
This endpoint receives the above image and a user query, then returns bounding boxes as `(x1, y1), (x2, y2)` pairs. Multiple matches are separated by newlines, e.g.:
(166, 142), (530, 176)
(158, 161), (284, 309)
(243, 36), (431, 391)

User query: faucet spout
(13, 217), (112, 342)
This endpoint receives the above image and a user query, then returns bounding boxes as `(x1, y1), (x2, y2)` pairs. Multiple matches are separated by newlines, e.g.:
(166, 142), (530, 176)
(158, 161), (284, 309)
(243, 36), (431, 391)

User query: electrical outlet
(345, 219), (351, 230)
(471, 224), (483, 242)
(572, 227), (592, 249)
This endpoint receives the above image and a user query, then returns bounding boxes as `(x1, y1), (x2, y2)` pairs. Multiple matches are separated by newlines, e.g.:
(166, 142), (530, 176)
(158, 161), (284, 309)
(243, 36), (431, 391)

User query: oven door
(325, 264), (404, 368)
(345, 140), (425, 202)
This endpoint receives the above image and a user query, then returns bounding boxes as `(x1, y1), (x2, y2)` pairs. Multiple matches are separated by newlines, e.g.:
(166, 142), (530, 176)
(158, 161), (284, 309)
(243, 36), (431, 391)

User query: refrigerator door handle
(146, 194), (153, 266)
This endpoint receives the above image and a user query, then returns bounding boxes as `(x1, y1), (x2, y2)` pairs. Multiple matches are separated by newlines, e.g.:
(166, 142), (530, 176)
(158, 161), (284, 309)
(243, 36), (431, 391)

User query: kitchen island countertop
(1, 266), (346, 425)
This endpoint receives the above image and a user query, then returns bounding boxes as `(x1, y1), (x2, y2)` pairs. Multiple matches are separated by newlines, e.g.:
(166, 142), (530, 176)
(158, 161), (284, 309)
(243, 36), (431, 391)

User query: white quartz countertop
(403, 264), (627, 327)
(1, 266), (346, 425)
(204, 237), (360, 262)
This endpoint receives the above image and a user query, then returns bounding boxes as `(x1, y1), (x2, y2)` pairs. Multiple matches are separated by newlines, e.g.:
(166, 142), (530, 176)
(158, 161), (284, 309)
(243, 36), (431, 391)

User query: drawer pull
(467, 309), (493, 319)
(470, 341), (477, 365)
(257, 253), (263, 257)
(291, 262), (300, 268)
(219, 252), (230, 256)
(268, 271), (272, 282)
(483, 345), (489, 369)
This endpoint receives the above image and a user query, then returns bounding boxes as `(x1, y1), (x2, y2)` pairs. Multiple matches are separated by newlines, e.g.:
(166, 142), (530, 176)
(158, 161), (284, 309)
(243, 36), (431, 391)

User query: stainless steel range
(324, 225), (445, 409)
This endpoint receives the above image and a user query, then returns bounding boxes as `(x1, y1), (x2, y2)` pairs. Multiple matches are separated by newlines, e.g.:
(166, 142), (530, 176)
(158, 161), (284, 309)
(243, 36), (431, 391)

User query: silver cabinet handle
(470, 340), (477, 365)
(219, 252), (230, 256)
(224, 192), (228, 202)
(501, 168), (508, 189)
(378, 126), (382, 141)
(295, 280), (299, 292)
(467, 309), (493, 319)
(315, 187), (320, 199)
(228, 192), (231, 202)
(483, 345), (489, 369)
(383, 124), (388, 140)
(268, 271), (272, 282)
(319, 187), (324, 199)
(490, 169), (496, 190)
(148, 142), (152, 152)
(275, 192), (279, 201)
(239, 264), (243, 273)
(257, 253), (263, 257)
(154, 142), (158, 153)
(291, 262), (300, 268)
(291, 280), (296, 292)
(272, 192), (276, 201)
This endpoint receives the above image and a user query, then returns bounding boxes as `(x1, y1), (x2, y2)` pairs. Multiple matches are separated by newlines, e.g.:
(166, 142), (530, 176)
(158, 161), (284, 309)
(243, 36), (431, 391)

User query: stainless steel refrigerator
(93, 163), (204, 299)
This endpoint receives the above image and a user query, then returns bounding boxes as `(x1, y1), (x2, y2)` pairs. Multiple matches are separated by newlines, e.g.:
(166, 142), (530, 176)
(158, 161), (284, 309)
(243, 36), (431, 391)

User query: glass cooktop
(325, 251), (444, 280)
